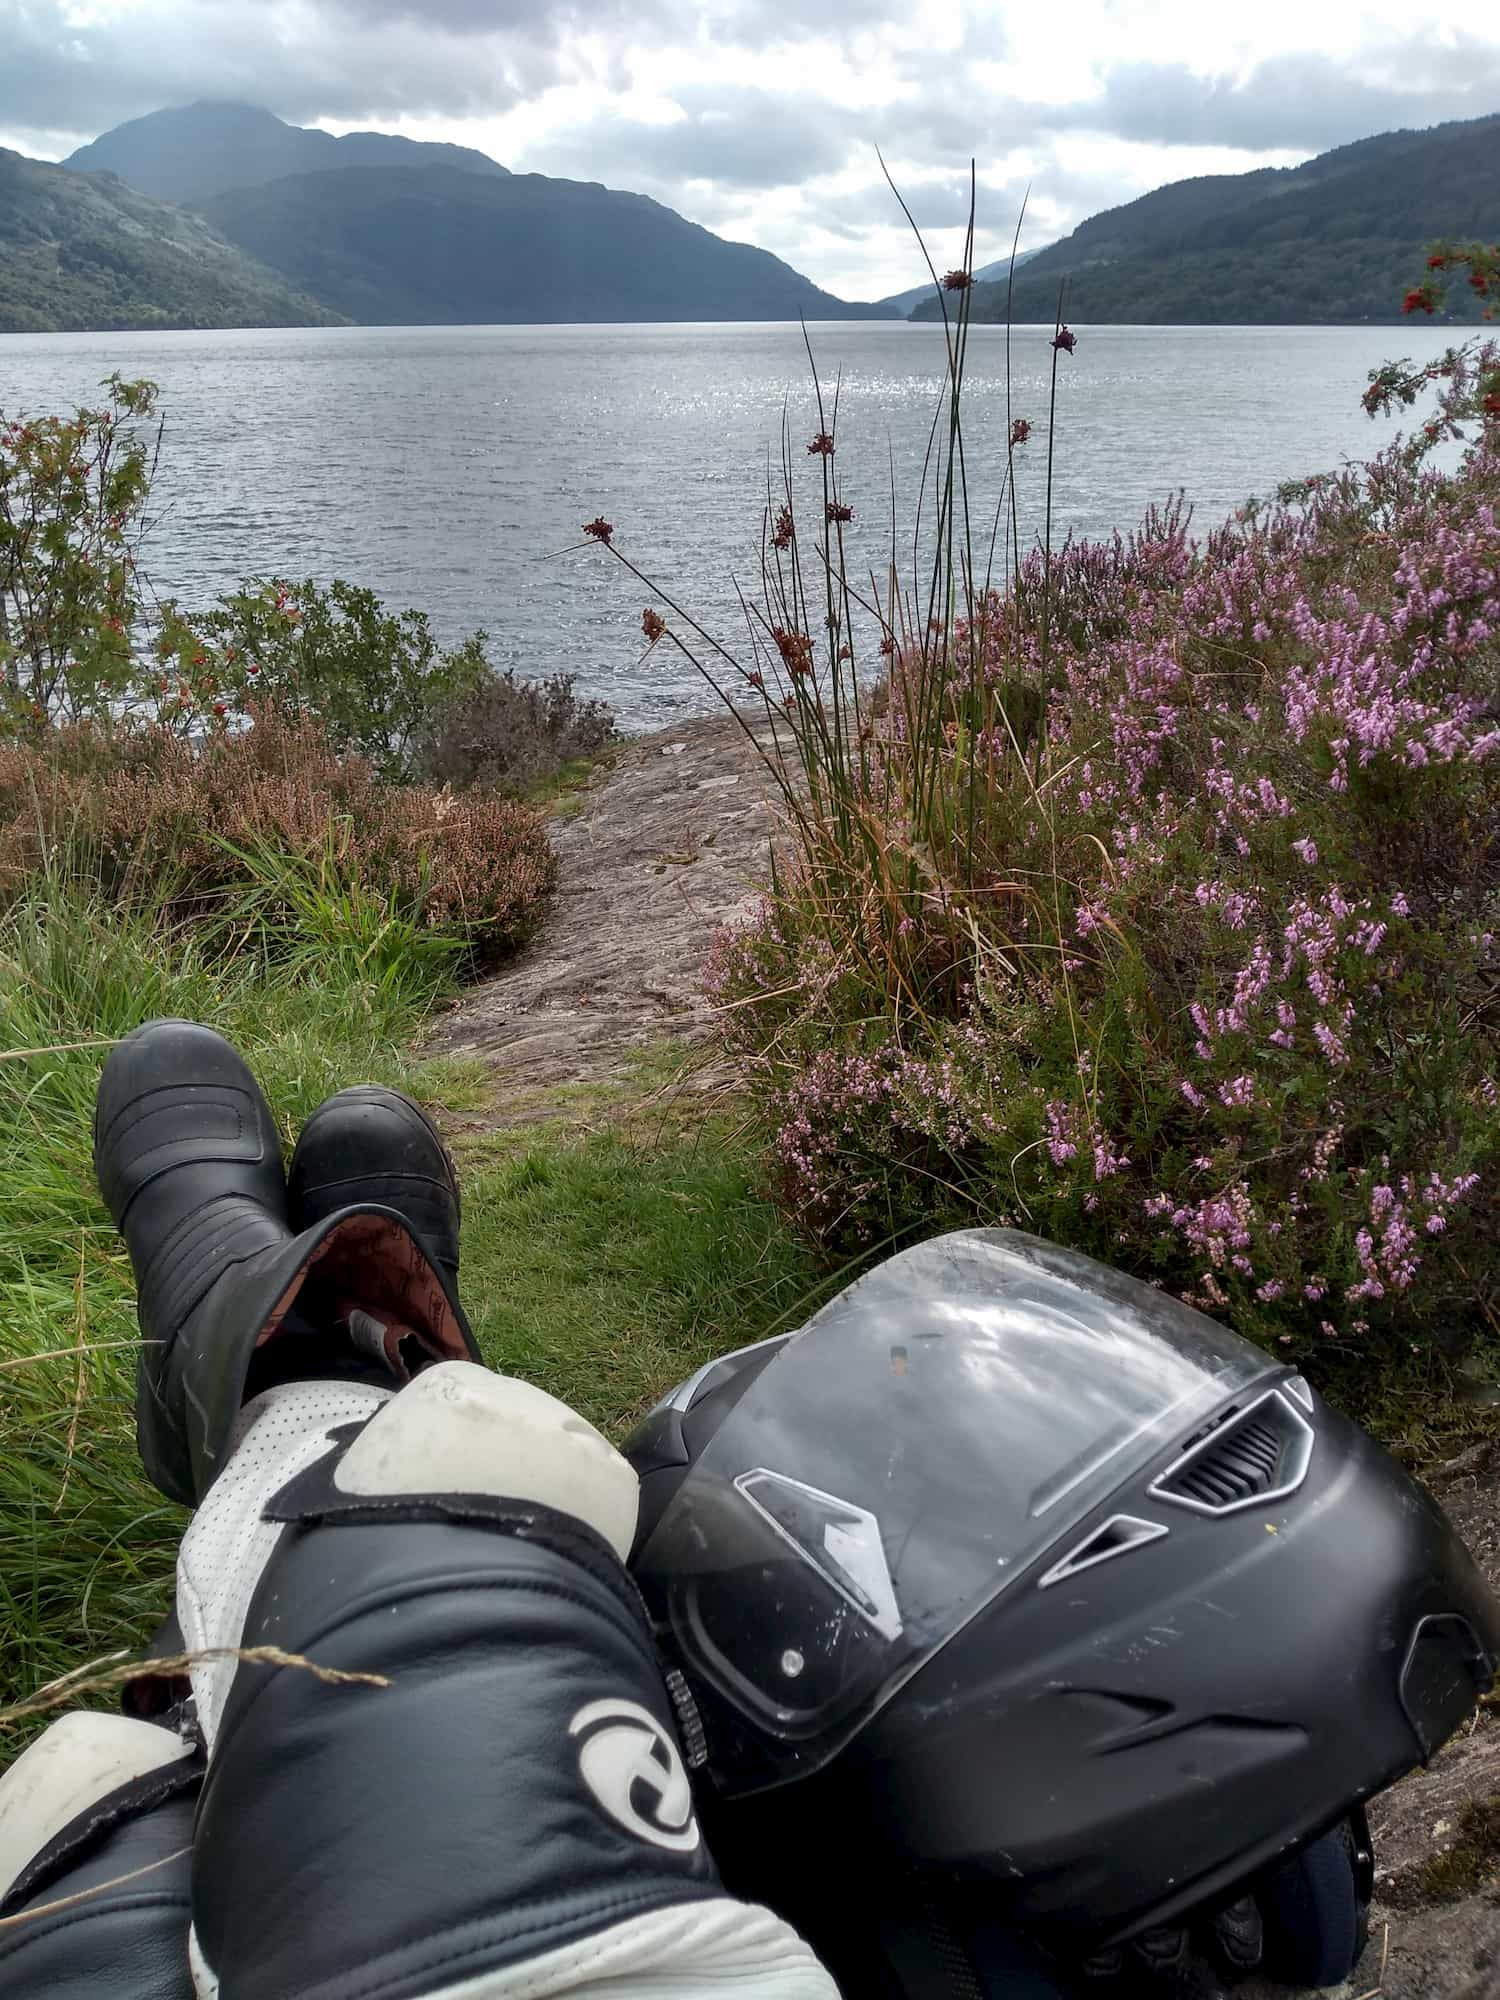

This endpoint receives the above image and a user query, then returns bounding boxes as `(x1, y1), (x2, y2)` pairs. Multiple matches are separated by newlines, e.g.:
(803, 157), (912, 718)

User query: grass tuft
(1406, 1795), (1500, 1906)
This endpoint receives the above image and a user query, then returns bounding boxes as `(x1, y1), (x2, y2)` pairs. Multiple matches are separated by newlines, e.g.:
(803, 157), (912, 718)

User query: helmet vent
(1038, 1513), (1169, 1588)
(1150, 1388), (1314, 1516)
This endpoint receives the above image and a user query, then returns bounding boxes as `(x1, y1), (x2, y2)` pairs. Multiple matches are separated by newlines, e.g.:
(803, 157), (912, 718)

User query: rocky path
(430, 719), (1500, 1995)
(425, 711), (776, 1117)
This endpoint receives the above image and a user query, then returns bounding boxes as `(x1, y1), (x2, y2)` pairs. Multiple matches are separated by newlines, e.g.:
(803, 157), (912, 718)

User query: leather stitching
(0, 1893), (192, 1963)
(262, 1466), (642, 1616)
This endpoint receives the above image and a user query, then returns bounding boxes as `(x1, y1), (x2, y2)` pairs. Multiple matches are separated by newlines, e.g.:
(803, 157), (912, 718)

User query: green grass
(0, 875), (837, 1719)
(0, 878), (435, 1707)
(460, 1131), (839, 1432)
(530, 750), (615, 815)
(453, 1042), (726, 1154)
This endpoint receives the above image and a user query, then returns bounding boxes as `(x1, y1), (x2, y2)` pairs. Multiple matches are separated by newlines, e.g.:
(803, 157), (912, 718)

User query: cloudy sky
(4, 0), (1498, 296)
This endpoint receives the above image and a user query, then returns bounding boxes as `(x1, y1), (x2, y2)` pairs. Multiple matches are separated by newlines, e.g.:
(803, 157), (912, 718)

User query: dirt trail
(431, 718), (1500, 1995)
(426, 711), (776, 1116)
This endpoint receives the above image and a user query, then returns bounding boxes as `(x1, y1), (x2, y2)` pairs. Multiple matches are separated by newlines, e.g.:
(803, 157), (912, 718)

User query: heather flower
(1043, 1100), (1078, 1165)
(705, 343), (1500, 1355)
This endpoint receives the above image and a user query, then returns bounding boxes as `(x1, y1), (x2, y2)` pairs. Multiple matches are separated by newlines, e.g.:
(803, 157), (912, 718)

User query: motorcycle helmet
(625, 1229), (1500, 1994)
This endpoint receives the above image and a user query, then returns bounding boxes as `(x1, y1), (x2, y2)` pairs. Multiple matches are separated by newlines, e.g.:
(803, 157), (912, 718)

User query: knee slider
(334, 1361), (640, 1561)
(0, 1713), (193, 1906)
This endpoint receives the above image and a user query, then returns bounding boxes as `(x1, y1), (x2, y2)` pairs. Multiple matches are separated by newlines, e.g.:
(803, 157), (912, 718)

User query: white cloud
(2, 0), (1496, 296)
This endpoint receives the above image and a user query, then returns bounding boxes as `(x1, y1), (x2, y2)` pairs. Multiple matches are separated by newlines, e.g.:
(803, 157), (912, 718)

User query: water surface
(1, 322), (1455, 725)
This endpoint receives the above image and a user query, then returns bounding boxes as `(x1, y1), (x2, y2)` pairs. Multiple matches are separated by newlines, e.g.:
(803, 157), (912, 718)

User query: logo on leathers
(570, 1698), (701, 1853)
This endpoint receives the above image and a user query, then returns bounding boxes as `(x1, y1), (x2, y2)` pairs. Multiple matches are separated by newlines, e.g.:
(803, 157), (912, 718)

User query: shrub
(589, 260), (1500, 1370)
(0, 375), (191, 733)
(420, 668), (618, 794)
(712, 418), (1499, 1338)
(192, 579), (492, 782)
(0, 707), (556, 970)
(1396, 237), (1499, 324)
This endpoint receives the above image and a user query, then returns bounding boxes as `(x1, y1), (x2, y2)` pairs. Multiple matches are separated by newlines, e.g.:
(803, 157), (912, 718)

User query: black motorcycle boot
(95, 1021), (479, 1507)
(288, 1084), (461, 1281)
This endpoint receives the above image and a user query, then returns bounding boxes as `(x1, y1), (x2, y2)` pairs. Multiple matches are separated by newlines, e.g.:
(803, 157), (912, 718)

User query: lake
(0, 321), (1458, 727)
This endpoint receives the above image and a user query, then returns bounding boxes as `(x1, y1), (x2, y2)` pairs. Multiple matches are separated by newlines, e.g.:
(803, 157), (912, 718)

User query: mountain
(197, 163), (892, 323)
(0, 149), (344, 333)
(878, 246), (1046, 317)
(65, 101), (509, 206)
(57, 101), (892, 324)
(914, 113), (1500, 325)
